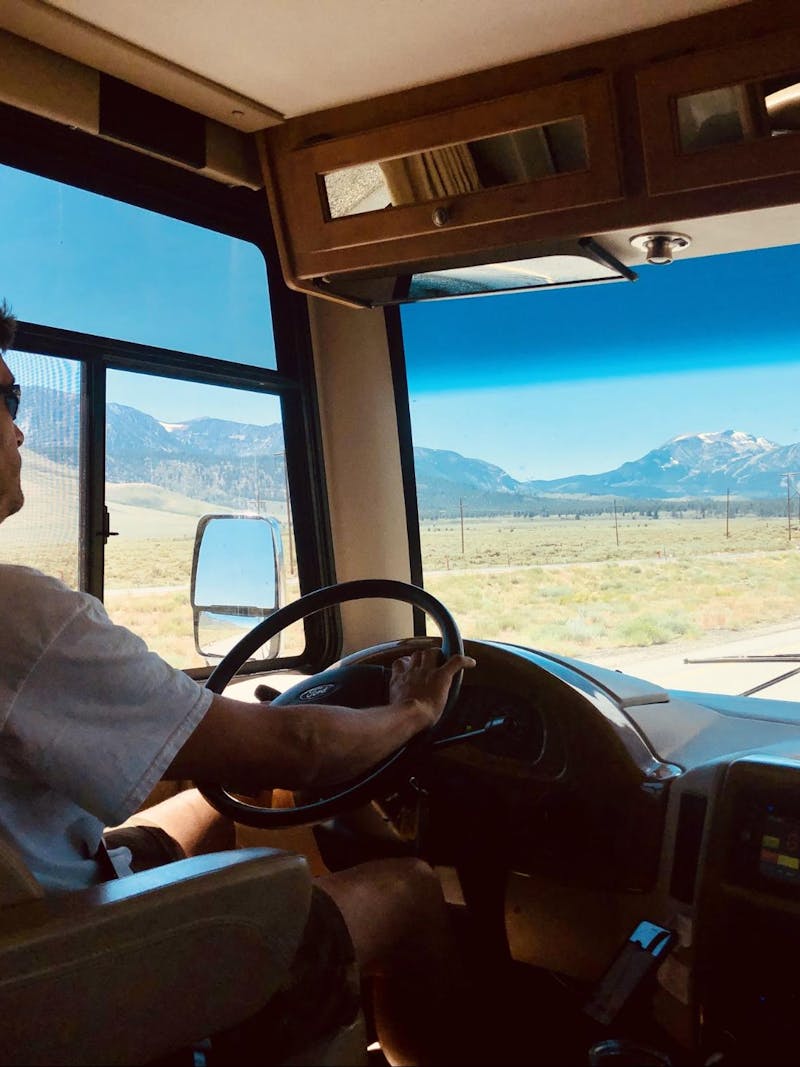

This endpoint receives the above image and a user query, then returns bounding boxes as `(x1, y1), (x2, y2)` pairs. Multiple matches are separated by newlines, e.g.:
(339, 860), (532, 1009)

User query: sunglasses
(0, 383), (20, 422)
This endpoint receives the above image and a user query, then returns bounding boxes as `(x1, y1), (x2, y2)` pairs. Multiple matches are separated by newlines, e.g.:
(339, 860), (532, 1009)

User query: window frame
(0, 100), (340, 676)
(385, 305), (427, 638)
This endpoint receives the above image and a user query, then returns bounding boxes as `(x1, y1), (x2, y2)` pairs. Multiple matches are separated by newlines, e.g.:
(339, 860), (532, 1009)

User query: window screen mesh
(0, 352), (81, 588)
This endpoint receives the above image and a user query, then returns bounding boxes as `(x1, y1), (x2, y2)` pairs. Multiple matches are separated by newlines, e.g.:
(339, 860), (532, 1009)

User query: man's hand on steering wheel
(193, 579), (472, 828)
(390, 649), (476, 730)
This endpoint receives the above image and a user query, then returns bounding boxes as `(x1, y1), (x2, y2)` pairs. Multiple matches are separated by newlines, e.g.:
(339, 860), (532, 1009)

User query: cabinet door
(262, 73), (621, 282)
(637, 29), (800, 196)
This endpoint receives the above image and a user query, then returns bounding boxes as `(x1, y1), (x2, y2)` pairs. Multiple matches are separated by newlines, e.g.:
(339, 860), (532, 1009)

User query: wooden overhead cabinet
(259, 73), (622, 294)
(637, 29), (800, 196)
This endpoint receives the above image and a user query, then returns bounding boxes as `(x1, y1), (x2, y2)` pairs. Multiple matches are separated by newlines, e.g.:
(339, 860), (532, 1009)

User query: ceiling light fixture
(630, 232), (691, 265)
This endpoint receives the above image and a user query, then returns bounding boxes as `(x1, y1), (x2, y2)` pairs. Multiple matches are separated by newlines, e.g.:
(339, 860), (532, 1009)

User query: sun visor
(313, 237), (636, 308)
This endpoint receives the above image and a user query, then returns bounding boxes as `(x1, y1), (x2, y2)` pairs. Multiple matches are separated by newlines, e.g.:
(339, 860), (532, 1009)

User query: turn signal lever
(432, 716), (512, 749)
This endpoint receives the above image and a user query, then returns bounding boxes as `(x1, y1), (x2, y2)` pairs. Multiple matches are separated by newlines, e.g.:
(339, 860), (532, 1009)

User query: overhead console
(258, 0), (800, 307)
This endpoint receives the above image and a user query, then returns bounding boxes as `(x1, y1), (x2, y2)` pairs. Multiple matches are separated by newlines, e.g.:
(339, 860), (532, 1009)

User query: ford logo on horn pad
(298, 683), (338, 701)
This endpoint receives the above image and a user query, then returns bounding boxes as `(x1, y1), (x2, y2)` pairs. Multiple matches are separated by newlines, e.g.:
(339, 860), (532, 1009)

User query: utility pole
(788, 474), (797, 542)
(726, 488), (730, 538)
(459, 497), (465, 555)
(613, 498), (619, 546)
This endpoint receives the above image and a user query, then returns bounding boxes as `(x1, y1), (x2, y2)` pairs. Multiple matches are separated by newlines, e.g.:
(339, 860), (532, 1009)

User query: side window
(1, 161), (308, 670)
(2, 163), (276, 366)
(104, 370), (302, 667)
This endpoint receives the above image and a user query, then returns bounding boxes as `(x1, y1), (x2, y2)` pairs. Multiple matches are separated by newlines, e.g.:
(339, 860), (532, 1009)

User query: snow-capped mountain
(524, 430), (784, 498)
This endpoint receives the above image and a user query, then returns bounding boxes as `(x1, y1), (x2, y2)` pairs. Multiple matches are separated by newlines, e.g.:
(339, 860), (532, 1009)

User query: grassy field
(420, 514), (800, 657)
(104, 572), (305, 669)
(95, 514), (800, 667)
(5, 508), (800, 668)
(0, 473), (297, 666)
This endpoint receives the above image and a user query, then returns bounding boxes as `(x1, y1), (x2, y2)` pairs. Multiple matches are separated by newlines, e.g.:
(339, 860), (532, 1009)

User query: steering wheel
(196, 579), (464, 828)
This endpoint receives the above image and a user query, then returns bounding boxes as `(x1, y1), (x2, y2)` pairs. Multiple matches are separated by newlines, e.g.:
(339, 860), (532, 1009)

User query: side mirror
(190, 515), (284, 661)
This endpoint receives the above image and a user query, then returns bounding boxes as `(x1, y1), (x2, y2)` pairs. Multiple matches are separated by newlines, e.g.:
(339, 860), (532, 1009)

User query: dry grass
(419, 514), (800, 657)
(426, 553), (800, 657)
(104, 575), (305, 668)
(0, 535), (302, 669)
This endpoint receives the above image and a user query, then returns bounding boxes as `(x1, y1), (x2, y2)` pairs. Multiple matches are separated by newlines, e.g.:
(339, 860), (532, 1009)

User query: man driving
(0, 300), (477, 1065)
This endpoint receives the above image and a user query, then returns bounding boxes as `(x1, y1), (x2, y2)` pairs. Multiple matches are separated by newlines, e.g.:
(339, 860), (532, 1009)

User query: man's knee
(209, 885), (360, 1064)
(377, 856), (445, 917)
(322, 856), (443, 916)
(317, 856), (448, 973)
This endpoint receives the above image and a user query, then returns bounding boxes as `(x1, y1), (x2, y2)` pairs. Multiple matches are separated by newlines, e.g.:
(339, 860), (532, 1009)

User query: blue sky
(106, 369), (284, 427)
(401, 245), (800, 478)
(4, 160), (800, 479)
(1, 163), (275, 368)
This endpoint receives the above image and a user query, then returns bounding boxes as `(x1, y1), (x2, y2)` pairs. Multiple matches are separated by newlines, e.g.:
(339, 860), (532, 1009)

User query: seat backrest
(0, 838), (367, 1065)
(0, 827), (42, 907)
(0, 846), (366, 1065)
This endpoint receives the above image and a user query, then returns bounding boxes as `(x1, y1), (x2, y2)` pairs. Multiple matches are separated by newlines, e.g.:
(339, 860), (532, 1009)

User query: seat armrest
(0, 847), (312, 1066)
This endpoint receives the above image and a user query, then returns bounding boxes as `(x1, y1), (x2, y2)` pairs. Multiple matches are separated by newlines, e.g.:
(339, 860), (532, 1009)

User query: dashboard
(333, 635), (800, 1063)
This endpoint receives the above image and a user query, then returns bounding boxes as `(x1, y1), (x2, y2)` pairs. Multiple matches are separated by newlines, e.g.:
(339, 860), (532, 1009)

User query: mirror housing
(190, 514), (284, 661)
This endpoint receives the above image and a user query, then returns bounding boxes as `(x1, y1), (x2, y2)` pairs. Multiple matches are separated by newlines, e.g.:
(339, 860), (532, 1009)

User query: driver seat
(0, 828), (367, 1065)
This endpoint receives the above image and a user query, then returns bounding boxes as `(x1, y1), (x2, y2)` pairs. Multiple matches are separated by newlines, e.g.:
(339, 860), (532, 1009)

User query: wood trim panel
(265, 74), (620, 277)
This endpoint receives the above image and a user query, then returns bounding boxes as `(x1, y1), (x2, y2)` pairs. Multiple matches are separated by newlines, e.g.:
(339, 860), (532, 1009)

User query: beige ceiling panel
(0, 0), (282, 131)
(5, 0), (746, 119)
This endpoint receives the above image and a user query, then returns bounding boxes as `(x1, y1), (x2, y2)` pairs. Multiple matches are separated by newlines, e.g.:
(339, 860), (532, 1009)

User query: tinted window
(1, 163), (275, 367)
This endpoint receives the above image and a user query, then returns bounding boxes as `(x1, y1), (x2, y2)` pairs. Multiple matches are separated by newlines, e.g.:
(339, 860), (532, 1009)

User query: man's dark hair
(0, 301), (16, 354)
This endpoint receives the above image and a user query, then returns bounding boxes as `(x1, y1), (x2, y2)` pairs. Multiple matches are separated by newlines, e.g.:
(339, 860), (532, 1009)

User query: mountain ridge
(16, 387), (799, 514)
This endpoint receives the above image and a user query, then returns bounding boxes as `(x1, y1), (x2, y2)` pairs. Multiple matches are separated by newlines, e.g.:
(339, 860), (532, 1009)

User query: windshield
(402, 241), (800, 700)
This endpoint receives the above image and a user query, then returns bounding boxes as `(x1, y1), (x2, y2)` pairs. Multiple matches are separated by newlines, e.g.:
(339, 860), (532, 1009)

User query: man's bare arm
(166, 650), (474, 791)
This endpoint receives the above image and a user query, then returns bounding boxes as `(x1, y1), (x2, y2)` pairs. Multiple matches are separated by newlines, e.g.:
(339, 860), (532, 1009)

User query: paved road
(591, 621), (800, 701)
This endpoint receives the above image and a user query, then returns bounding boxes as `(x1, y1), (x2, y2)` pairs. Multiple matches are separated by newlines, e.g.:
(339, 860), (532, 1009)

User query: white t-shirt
(0, 565), (213, 892)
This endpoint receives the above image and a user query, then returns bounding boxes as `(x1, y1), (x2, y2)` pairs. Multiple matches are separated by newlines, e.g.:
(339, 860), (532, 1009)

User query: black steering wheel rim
(196, 579), (463, 828)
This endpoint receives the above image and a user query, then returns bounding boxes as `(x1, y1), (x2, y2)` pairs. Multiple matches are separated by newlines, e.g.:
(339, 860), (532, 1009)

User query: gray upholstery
(0, 844), (366, 1066)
